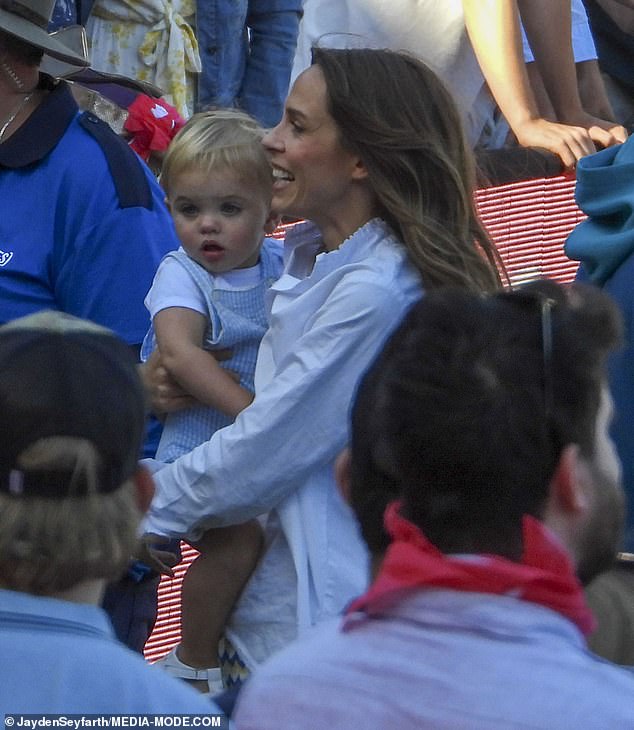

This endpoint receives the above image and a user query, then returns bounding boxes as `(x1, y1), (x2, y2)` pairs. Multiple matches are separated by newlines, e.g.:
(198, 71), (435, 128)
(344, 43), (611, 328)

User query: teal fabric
(565, 137), (634, 552)
(565, 139), (634, 286)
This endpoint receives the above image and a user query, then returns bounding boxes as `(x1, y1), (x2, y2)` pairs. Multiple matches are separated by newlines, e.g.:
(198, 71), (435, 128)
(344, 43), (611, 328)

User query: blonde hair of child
(0, 436), (141, 595)
(160, 109), (273, 201)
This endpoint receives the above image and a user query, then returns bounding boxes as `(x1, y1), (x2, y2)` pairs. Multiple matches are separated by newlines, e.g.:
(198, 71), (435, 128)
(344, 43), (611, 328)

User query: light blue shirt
(196, 0), (302, 127)
(142, 239), (283, 464)
(143, 218), (423, 668)
(0, 588), (222, 714)
(235, 589), (634, 729)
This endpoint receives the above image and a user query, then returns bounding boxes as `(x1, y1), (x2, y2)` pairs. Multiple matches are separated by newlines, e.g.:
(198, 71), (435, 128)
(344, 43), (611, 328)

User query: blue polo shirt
(0, 588), (222, 713)
(0, 78), (178, 346)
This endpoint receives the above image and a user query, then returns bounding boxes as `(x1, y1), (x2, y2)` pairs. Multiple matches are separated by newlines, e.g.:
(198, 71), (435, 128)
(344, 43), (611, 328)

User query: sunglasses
(494, 289), (558, 422)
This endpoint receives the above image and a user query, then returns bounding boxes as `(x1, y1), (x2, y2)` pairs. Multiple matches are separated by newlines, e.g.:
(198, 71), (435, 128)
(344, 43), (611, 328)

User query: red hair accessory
(124, 95), (185, 161)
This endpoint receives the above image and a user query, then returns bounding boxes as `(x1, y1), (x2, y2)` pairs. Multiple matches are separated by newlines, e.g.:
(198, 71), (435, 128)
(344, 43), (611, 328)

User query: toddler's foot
(154, 646), (224, 695)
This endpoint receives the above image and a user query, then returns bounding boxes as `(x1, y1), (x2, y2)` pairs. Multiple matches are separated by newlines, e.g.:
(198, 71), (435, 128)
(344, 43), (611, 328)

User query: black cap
(0, 311), (146, 498)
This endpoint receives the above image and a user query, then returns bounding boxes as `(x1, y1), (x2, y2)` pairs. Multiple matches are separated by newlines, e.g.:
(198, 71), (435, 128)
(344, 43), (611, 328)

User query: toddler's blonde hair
(160, 109), (273, 202)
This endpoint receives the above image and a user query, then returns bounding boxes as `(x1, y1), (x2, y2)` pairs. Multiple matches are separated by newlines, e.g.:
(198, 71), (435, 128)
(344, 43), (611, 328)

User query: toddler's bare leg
(178, 520), (263, 673)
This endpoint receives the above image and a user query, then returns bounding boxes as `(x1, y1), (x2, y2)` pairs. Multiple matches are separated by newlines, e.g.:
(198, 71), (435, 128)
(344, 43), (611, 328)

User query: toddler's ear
(263, 211), (281, 235)
(335, 448), (352, 504)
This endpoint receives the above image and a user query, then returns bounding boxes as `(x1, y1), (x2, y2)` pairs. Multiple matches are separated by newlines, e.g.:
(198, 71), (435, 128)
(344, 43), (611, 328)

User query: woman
(143, 47), (504, 683)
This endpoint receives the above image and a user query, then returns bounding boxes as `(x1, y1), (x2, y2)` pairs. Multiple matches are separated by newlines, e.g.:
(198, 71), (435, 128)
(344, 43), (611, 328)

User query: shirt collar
(344, 589), (586, 647)
(283, 218), (399, 280)
(0, 587), (115, 640)
(0, 79), (78, 169)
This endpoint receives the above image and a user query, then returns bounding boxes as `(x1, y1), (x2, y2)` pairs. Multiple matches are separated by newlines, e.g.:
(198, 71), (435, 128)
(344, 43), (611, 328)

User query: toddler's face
(167, 167), (272, 274)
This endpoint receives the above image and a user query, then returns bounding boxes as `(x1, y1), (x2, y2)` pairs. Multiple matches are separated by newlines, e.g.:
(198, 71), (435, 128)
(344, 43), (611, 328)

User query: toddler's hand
(136, 533), (181, 576)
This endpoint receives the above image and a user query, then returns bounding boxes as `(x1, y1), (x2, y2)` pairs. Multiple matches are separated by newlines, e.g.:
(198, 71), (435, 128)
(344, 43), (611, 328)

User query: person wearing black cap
(0, 311), (222, 714)
(0, 0), (181, 652)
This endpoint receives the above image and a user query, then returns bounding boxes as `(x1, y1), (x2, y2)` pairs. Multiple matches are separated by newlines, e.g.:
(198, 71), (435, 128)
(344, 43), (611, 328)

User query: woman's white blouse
(143, 218), (423, 668)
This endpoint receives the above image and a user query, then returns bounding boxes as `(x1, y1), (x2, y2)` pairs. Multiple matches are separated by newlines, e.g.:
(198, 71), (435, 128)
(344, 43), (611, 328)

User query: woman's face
(263, 65), (364, 226)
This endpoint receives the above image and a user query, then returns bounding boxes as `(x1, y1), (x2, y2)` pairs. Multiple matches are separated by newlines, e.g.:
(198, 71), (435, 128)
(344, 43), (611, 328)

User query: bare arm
(462, 0), (597, 167)
(518, 0), (627, 146)
(576, 59), (625, 126)
(154, 307), (253, 419)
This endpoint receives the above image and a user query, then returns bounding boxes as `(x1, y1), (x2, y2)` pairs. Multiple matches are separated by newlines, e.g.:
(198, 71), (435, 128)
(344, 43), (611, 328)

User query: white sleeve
(142, 274), (417, 537)
(145, 256), (208, 318)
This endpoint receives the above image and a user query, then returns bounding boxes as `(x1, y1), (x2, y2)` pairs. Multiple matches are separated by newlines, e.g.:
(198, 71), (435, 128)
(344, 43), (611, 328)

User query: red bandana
(346, 501), (595, 635)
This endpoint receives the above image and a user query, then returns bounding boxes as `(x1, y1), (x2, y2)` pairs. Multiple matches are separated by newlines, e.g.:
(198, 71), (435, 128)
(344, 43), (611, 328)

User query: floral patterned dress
(86, 0), (201, 118)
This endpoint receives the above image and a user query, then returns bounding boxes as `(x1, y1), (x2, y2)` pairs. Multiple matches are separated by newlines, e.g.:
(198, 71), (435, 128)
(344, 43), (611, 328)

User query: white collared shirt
(143, 218), (422, 667)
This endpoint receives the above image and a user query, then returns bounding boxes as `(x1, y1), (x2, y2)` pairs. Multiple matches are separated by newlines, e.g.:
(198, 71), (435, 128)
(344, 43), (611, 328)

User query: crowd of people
(292, 0), (630, 167)
(2, 0), (634, 724)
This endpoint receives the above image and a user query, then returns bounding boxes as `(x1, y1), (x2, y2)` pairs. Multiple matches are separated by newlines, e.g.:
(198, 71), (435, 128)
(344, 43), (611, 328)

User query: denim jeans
(50, 0), (96, 28)
(196, 0), (302, 128)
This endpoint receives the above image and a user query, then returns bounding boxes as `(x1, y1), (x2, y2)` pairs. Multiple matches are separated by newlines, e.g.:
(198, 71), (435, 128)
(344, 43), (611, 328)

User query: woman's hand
(559, 111), (628, 149)
(513, 114), (627, 170)
(141, 346), (238, 414)
(141, 349), (199, 414)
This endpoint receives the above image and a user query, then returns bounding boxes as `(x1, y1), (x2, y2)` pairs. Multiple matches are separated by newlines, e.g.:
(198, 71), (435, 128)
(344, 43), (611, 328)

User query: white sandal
(155, 646), (224, 695)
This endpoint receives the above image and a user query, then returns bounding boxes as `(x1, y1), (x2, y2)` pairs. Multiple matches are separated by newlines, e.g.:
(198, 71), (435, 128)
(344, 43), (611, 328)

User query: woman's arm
(517, 0), (627, 145)
(142, 273), (420, 539)
(154, 307), (253, 419)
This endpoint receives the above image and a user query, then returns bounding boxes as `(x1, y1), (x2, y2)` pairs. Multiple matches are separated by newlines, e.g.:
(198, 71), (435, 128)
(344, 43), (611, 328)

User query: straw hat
(0, 0), (89, 66)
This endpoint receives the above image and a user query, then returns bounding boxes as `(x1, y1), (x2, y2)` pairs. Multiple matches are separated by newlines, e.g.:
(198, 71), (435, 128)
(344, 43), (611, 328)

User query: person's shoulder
(72, 639), (222, 713)
(156, 248), (190, 271)
(335, 249), (421, 311)
(74, 111), (156, 210)
(339, 218), (418, 282)
(150, 251), (202, 292)
(569, 656), (634, 724)
(234, 619), (364, 727)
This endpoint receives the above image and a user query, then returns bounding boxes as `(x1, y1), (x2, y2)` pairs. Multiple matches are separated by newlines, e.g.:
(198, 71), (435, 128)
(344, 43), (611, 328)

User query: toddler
(141, 109), (282, 693)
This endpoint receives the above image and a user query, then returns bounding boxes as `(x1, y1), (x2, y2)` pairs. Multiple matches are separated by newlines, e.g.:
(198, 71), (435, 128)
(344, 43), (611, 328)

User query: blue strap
(79, 111), (153, 210)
